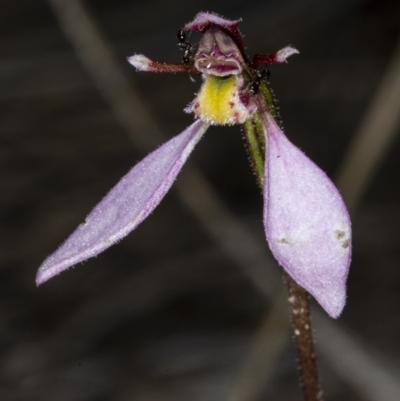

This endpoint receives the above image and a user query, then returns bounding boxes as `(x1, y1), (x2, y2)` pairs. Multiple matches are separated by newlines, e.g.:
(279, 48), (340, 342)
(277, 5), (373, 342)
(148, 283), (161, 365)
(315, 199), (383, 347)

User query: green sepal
(242, 117), (265, 188)
(242, 80), (280, 188)
(259, 81), (281, 126)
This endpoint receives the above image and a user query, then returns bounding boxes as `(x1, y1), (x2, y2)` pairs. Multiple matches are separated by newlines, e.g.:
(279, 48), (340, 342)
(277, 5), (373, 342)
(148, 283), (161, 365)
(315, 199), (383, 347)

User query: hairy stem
(285, 273), (323, 401)
(242, 81), (323, 401)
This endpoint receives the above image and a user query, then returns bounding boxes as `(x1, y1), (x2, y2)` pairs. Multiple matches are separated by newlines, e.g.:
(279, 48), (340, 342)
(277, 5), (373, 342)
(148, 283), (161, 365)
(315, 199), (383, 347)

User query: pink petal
(184, 12), (241, 33)
(262, 113), (351, 318)
(184, 12), (246, 57)
(36, 120), (208, 285)
(127, 54), (152, 71)
(275, 46), (300, 63)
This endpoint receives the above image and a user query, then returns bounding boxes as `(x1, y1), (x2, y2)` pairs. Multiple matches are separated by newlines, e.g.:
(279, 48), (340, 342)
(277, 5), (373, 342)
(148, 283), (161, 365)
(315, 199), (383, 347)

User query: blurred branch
(47, 1), (400, 400)
(47, 0), (162, 151)
(314, 312), (400, 401)
(336, 37), (400, 211)
(230, 289), (290, 401)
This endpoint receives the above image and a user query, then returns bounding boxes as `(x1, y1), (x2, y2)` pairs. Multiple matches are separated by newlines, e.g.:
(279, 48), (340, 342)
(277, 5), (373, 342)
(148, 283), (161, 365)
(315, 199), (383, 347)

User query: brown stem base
(285, 273), (323, 401)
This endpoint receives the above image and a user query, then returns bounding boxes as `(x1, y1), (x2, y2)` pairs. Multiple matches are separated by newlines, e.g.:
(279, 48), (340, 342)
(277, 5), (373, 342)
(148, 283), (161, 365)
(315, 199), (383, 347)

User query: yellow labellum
(196, 75), (249, 125)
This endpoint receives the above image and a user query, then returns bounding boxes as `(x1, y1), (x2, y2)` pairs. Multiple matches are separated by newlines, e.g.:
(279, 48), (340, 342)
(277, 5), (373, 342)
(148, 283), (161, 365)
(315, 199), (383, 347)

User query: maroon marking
(194, 27), (244, 76)
(252, 53), (283, 68)
(146, 61), (199, 74)
(184, 12), (247, 61)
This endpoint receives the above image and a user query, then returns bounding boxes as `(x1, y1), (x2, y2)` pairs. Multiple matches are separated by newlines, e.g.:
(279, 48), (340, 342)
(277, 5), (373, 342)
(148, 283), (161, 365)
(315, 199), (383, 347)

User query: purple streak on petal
(36, 120), (208, 285)
(261, 113), (351, 318)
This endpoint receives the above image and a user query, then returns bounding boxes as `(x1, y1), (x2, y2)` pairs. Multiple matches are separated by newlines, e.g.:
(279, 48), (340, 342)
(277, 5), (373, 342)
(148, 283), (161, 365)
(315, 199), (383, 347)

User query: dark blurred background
(2, 0), (400, 400)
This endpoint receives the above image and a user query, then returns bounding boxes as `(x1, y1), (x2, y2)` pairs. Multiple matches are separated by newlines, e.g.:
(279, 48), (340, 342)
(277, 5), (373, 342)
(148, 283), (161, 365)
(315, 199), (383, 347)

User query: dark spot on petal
(342, 239), (350, 249)
(334, 230), (350, 249)
(279, 237), (289, 244)
(335, 230), (345, 239)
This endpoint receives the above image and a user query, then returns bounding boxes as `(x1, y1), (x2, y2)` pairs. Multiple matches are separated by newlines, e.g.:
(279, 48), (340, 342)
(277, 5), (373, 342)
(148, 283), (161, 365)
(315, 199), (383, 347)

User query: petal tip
(127, 54), (152, 71)
(315, 284), (347, 319)
(276, 46), (299, 63)
(35, 266), (50, 286)
(36, 257), (63, 286)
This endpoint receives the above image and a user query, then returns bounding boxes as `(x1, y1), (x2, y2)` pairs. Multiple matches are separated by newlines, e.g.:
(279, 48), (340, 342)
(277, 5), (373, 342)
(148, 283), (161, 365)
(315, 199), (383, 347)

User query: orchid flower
(36, 12), (351, 318)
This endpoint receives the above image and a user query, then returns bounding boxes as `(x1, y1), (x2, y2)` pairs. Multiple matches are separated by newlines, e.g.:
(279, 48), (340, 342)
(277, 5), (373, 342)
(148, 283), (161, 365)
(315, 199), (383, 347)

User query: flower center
(192, 75), (252, 125)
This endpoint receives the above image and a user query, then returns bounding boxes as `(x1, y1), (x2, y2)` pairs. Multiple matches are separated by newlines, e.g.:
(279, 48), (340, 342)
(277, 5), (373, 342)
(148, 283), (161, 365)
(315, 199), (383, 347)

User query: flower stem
(242, 81), (323, 401)
(285, 273), (323, 401)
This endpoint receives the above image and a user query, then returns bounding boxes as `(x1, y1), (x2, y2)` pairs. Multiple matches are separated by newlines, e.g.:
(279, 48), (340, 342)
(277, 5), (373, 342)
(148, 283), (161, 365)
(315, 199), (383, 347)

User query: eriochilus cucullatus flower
(36, 12), (351, 319)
